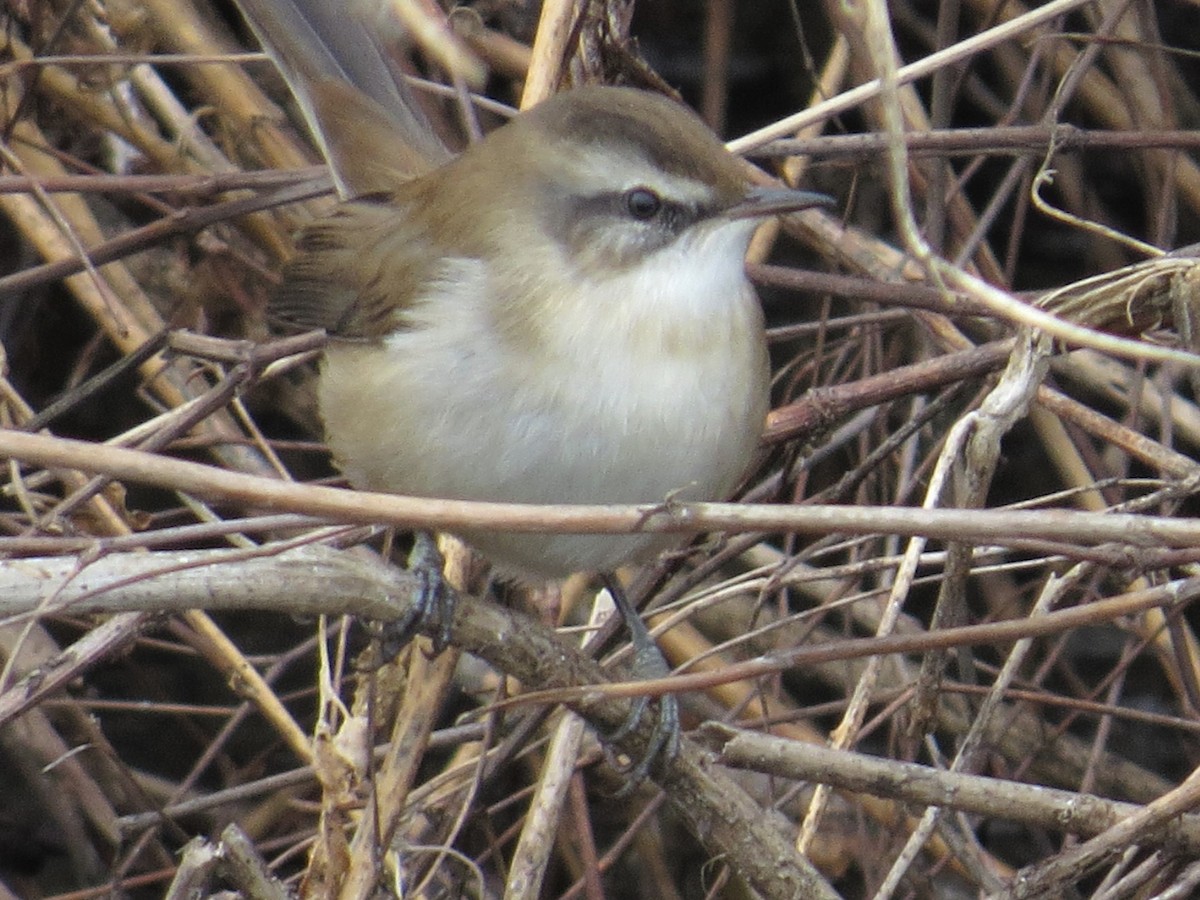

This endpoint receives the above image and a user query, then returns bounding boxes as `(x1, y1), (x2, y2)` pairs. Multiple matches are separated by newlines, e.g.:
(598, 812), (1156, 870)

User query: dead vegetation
(3, 0), (1200, 897)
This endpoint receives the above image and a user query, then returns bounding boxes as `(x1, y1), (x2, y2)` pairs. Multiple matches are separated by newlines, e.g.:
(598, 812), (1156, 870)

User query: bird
(234, 0), (831, 781)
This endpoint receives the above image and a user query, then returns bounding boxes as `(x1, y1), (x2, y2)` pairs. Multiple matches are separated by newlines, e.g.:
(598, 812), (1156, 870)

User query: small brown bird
(236, 0), (830, 777)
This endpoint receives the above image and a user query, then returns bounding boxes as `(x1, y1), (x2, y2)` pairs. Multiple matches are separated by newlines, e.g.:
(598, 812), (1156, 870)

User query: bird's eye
(624, 187), (662, 220)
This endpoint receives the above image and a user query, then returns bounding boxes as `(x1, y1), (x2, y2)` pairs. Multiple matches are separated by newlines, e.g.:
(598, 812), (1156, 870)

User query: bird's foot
(375, 531), (458, 658)
(598, 574), (680, 794)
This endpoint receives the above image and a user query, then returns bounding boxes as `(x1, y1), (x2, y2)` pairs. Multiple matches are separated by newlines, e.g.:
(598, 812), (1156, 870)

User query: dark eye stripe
(560, 175), (718, 228)
(551, 188), (713, 272)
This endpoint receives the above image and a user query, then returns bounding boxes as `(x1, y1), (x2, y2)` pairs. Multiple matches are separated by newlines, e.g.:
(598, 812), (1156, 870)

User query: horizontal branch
(699, 725), (1200, 852)
(0, 543), (420, 622)
(750, 125), (1200, 160)
(4, 430), (1200, 549)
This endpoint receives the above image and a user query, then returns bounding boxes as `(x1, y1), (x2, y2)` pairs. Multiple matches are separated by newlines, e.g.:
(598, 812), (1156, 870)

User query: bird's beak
(724, 187), (835, 220)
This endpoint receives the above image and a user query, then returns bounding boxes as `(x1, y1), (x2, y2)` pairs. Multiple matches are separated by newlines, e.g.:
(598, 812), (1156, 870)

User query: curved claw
(602, 693), (679, 797)
(603, 694), (650, 744)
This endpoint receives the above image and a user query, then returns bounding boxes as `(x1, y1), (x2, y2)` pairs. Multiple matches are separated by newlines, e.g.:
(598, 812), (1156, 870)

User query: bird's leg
(375, 530), (458, 658)
(599, 573), (680, 791)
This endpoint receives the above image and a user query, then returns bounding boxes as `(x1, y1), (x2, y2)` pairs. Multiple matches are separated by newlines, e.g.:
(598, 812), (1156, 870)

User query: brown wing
(268, 194), (436, 340)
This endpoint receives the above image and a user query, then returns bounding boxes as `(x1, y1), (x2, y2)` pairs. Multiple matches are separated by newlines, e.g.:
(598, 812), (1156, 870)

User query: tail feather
(234, 0), (450, 194)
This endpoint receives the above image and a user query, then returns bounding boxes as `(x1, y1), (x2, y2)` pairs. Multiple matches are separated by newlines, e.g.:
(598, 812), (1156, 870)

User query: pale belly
(318, 324), (767, 577)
